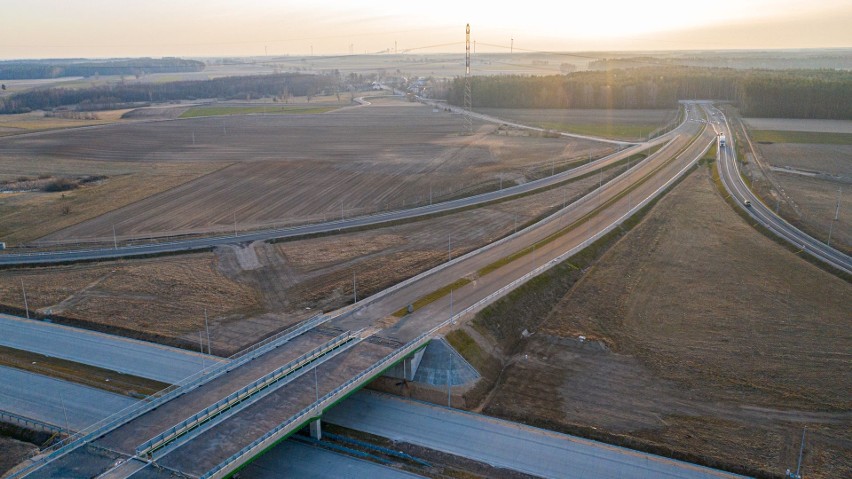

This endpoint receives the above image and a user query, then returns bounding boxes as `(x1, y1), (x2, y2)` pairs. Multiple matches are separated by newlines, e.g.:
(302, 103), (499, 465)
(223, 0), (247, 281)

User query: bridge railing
(0, 409), (68, 436)
(8, 314), (328, 478)
(136, 330), (357, 458)
(199, 135), (715, 479)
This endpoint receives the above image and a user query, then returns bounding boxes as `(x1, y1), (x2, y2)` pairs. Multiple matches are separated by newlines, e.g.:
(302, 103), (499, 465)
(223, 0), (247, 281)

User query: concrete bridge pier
(309, 418), (322, 440)
(383, 347), (426, 381)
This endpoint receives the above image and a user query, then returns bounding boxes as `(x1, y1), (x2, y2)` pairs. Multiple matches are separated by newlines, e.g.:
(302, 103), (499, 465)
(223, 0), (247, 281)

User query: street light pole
(21, 279), (30, 319)
(204, 309), (212, 355)
(827, 187), (841, 247)
(199, 332), (205, 370)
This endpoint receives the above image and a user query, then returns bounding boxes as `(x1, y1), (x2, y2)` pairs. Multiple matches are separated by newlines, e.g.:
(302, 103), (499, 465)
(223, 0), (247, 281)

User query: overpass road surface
(0, 314), (220, 383)
(0, 367), (422, 479)
(709, 105), (852, 274)
(15, 106), (714, 478)
(0, 103), (698, 266)
(325, 391), (746, 479)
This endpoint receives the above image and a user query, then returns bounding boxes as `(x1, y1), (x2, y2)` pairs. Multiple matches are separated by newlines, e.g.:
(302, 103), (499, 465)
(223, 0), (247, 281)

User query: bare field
(477, 108), (677, 140)
(0, 254), (262, 352)
(749, 142), (850, 252)
(0, 436), (37, 476)
(0, 109), (132, 136)
(10, 101), (613, 242)
(478, 168), (851, 478)
(743, 118), (852, 134)
(756, 143), (852, 177)
(771, 173), (850, 251)
(0, 161), (225, 245)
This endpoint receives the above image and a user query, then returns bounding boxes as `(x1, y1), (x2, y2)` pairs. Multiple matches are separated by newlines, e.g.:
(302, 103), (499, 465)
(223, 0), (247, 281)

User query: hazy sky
(1, 0), (851, 59)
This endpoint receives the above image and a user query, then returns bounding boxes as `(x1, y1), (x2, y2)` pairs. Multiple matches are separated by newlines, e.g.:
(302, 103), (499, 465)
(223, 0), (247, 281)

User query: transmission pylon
(462, 23), (473, 136)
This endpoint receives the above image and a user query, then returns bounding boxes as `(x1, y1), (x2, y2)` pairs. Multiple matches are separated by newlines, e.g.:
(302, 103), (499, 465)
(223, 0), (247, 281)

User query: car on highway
(743, 199), (752, 207)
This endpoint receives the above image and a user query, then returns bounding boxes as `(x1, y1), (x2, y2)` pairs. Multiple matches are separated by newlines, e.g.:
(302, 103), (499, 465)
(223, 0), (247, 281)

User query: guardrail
(0, 410), (68, 435)
(9, 314), (328, 478)
(136, 330), (357, 458)
(199, 133), (715, 479)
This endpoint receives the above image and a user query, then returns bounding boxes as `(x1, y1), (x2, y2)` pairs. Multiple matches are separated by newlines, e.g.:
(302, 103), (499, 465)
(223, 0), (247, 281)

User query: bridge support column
(309, 419), (322, 440)
(383, 347), (426, 381)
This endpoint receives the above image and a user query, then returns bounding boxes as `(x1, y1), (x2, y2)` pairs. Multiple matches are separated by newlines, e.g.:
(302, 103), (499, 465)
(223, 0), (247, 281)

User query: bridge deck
(147, 339), (395, 477)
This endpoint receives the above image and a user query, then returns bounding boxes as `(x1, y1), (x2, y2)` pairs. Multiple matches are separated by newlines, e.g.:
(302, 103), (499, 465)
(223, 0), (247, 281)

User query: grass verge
(749, 130), (852, 145)
(393, 278), (472, 317)
(0, 345), (169, 398)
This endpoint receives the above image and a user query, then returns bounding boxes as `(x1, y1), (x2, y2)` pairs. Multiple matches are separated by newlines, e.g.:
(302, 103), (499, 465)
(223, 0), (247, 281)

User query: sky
(1, 0), (851, 59)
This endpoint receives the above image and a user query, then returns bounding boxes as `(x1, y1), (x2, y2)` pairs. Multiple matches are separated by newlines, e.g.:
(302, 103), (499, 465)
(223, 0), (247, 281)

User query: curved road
(710, 105), (852, 274)
(0, 129), (684, 267)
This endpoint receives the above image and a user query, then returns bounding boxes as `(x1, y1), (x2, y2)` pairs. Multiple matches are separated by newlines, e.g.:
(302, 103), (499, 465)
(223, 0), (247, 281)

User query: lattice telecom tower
(462, 23), (473, 135)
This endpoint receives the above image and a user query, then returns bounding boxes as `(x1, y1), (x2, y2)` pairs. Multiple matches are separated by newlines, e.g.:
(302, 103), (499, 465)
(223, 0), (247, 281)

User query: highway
(0, 314), (221, 383)
(0, 130), (683, 266)
(0, 367), (422, 479)
(325, 391), (746, 479)
(0, 366), (136, 432)
(710, 105), (852, 274)
(241, 440), (426, 479)
(14, 105), (715, 478)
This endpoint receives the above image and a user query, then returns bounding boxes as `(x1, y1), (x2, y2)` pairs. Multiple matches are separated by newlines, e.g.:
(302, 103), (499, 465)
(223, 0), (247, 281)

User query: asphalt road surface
(0, 314), (220, 383)
(240, 440), (425, 479)
(710, 106), (852, 274)
(0, 365), (136, 431)
(0, 367), (423, 479)
(325, 391), (746, 479)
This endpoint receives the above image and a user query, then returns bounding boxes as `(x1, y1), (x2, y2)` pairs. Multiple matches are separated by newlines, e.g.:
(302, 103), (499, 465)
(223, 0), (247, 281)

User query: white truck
(719, 134), (727, 147)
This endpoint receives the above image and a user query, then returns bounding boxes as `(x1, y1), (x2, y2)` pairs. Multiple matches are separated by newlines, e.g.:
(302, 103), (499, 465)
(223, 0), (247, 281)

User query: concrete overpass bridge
(12, 106), (716, 479)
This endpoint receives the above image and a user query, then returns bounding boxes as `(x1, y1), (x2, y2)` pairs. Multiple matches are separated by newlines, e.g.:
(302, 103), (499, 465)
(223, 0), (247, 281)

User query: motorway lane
(710, 106), (852, 274)
(0, 314), (221, 383)
(0, 365), (136, 431)
(0, 131), (683, 266)
(325, 391), (745, 479)
(240, 440), (426, 479)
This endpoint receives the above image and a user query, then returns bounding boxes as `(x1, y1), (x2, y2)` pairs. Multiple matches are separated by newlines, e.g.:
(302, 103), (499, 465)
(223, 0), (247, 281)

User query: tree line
(0, 58), (205, 80)
(446, 67), (852, 119)
(0, 73), (338, 113)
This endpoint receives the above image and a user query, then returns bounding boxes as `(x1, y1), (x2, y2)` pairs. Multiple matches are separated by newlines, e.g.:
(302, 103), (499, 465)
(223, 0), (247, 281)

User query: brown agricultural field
(471, 167), (851, 479)
(770, 173), (850, 250)
(747, 141), (850, 252)
(0, 100), (613, 244)
(0, 109), (132, 137)
(756, 143), (852, 177)
(0, 161), (225, 245)
(0, 255), (263, 354)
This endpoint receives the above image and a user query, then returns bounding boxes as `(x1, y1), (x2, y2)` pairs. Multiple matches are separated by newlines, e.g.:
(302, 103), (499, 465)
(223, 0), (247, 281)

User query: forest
(0, 73), (338, 113)
(0, 58), (205, 80)
(446, 67), (852, 119)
